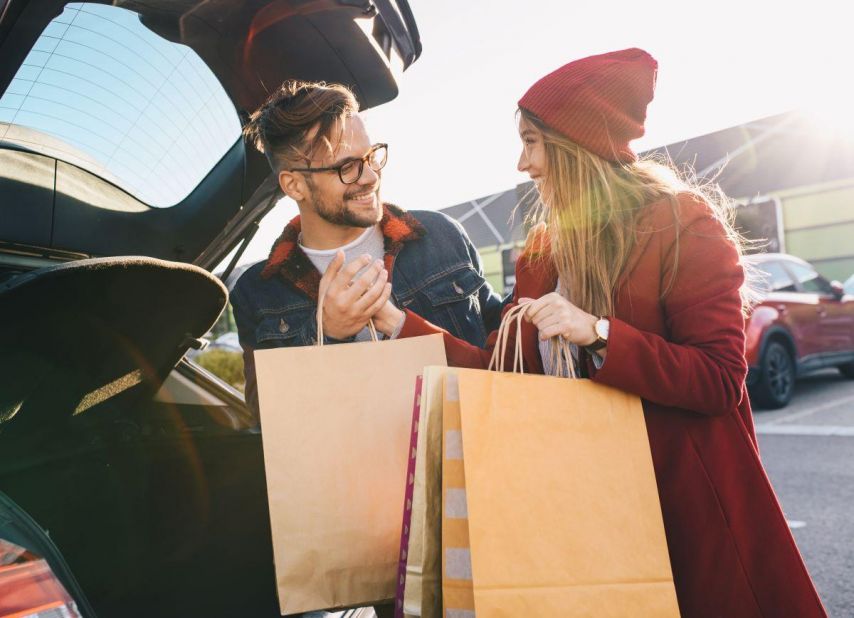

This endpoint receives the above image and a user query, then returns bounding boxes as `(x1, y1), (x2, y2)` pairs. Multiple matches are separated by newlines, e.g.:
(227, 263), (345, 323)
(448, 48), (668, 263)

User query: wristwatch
(585, 317), (610, 352)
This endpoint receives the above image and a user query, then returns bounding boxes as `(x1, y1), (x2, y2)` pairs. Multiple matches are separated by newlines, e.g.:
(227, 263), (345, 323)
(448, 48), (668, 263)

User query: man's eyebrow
(328, 153), (360, 167)
(328, 144), (377, 167)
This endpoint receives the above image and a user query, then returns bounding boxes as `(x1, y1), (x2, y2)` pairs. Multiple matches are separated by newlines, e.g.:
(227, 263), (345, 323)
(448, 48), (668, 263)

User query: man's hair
(243, 80), (359, 172)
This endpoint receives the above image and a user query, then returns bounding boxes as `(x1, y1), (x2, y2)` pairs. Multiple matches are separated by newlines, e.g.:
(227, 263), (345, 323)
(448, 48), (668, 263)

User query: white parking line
(756, 424), (854, 437)
(764, 394), (854, 425)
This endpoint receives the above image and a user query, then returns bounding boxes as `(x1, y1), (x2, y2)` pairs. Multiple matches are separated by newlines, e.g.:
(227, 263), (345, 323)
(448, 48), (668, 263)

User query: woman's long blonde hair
(520, 109), (754, 317)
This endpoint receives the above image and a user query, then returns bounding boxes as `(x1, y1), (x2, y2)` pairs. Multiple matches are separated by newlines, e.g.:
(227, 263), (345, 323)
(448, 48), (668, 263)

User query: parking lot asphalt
(754, 369), (854, 617)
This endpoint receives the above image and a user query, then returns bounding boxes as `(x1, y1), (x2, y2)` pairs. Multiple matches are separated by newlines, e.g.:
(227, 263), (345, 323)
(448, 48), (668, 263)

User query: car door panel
(755, 260), (819, 361)
(786, 261), (852, 356)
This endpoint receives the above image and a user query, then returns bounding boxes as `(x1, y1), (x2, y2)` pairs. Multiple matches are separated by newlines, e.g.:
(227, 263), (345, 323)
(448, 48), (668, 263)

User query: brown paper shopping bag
(400, 366), (451, 618)
(254, 313), (446, 615)
(444, 305), (680, 617)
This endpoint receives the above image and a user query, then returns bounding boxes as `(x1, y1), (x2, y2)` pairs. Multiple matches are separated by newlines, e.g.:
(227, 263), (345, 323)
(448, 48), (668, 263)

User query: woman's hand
(373, 300), (406, 337)
(519, 293), (598, 344)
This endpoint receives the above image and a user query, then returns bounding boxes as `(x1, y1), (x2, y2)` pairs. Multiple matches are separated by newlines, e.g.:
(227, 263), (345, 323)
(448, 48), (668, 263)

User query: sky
(236, 0), (854, 266)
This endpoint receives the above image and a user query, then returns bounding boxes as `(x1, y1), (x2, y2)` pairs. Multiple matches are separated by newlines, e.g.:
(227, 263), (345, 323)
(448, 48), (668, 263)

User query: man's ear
(278, 170), (307, 202)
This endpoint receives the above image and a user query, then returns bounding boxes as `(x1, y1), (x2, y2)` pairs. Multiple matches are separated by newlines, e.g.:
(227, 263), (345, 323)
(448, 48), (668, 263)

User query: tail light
(0, 539), (82, 618)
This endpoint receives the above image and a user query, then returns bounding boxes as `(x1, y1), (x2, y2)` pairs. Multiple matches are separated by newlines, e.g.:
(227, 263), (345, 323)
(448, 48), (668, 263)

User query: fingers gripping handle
(315, 286), (378, 346)
(487, 301), (576, 378)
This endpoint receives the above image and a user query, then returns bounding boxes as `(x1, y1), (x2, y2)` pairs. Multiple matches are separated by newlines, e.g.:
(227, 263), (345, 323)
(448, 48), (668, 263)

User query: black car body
(0, 1), (420, 615)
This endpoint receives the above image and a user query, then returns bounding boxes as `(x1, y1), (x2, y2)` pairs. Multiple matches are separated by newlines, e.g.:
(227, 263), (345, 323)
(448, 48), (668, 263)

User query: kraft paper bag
(255, 334), (446, 616)
(456, 367), (680, 617)
(401, 366), (454, 618)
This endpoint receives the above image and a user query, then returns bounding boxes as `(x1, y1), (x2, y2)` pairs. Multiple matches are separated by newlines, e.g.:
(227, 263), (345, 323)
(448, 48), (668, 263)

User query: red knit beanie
(518, 48), (658, 163)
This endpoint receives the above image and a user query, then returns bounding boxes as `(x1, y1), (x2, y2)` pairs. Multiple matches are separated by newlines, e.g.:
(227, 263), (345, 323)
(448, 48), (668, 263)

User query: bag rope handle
(488, 300), (577, 378)
(316, 285), (378, 346)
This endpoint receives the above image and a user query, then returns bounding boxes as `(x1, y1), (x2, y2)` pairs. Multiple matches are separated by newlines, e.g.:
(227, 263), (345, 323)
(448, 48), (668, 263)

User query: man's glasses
(291, 143), (388, 185)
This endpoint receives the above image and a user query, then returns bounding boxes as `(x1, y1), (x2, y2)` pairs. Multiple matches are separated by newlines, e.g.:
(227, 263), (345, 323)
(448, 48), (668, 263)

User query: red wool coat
(399, 194), (826, 617)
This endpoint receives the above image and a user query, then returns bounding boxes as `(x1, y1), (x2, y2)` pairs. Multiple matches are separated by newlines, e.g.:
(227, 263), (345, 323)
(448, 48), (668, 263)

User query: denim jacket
(231, 203), (504, 415)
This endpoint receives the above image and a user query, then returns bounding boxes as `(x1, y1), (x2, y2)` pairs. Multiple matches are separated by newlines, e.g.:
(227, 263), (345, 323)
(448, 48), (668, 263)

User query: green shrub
(195, 349), (245, 391)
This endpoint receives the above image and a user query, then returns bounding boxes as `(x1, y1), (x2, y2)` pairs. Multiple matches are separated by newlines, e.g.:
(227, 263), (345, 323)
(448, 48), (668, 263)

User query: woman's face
(517, 115), (547, 184)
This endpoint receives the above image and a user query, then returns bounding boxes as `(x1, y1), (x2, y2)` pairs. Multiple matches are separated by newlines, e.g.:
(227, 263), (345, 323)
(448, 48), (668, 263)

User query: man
(231, 80), (501, 617)
(232, 79), (502, 420)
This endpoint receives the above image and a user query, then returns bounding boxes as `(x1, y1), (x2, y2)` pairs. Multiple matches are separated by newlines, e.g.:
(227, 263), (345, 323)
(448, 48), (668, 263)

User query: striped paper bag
(441, 372), (474, 617)
(395, 376), (423, 618)
(402, 366), (451, 618)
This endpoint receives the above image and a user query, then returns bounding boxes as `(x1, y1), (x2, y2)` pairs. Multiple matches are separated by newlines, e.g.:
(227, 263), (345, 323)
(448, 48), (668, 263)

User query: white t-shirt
(300, 226), (397, 342)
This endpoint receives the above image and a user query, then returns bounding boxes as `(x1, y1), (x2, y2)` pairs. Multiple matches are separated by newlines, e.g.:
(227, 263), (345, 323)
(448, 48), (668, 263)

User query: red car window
(787, 262), (834, 295)
(757, 261), (797, 293)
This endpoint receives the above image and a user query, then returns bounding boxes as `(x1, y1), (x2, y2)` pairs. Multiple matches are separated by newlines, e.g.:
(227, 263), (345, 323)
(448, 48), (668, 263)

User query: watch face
(595, 319), (610, 341)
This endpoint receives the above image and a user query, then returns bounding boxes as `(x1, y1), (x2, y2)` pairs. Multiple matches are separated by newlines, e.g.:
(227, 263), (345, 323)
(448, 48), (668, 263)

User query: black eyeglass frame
(289, 143), (388, 184)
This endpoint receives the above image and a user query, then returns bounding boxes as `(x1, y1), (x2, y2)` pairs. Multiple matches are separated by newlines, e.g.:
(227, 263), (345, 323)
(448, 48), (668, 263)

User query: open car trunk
(0, 257), (283, 616)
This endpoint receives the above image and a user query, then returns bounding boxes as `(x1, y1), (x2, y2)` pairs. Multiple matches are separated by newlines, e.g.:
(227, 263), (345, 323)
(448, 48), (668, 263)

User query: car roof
(744, 252), (811, 267)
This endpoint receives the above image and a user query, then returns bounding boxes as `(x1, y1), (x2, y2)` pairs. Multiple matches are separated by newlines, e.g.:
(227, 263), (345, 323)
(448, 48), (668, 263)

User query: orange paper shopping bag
(443, 305), (680, 617)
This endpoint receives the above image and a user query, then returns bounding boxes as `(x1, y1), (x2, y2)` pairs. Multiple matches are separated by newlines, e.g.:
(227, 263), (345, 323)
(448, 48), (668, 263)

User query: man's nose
(359, 161), (379, 185)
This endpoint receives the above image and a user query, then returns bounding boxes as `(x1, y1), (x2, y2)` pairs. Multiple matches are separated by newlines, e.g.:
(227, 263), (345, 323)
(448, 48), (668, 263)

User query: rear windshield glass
(756, 261), (797, 293)
(0, 2), (241, 207)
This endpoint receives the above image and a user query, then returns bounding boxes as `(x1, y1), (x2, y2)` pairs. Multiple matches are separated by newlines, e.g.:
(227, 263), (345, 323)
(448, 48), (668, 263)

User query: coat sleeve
(398, 297), (521, 370)
(591, 198), (748, 416)
(398, 215), (521, 368)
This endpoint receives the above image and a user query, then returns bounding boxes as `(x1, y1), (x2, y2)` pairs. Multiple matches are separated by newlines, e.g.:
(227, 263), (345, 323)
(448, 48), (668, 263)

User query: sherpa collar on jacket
(260, 203), (425, 301)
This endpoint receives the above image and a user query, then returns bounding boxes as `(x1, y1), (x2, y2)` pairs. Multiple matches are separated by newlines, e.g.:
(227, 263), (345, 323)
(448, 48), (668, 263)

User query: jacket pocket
(420, 266), (486, 307)
(255, 306), (314, 347)
(403, 267), (487, 345)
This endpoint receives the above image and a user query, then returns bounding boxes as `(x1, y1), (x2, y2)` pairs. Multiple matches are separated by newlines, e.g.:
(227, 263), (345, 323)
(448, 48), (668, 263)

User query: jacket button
(452, 281), (464, 294)
(279, 318), (290, 333)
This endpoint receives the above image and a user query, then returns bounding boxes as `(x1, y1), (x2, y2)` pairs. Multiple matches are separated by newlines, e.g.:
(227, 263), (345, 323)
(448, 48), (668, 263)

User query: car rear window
(0, 2), (241, 208)
(756, 261), (797, 293)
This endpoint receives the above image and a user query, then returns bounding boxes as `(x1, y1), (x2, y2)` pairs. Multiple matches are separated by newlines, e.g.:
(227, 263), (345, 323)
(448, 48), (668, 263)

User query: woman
(397, 48), (826, 617)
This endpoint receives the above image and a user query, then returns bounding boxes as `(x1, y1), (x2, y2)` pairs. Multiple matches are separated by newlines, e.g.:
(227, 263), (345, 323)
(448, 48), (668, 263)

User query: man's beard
(310, 182), (382, 228)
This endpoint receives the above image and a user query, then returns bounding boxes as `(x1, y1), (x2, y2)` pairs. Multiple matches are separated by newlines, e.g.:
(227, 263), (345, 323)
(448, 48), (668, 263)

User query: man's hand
(319, 251), (392, 340)
(520, 293), (598, 344)
(373, 300), (405, 337)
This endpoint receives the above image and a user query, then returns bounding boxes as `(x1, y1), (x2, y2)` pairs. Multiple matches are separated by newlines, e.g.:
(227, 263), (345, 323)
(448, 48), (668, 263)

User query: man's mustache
(344, 185), (380, 199)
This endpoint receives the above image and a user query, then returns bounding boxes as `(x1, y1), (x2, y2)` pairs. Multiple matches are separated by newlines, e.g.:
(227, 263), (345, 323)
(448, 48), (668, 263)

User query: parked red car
(745, 253), (854, 408)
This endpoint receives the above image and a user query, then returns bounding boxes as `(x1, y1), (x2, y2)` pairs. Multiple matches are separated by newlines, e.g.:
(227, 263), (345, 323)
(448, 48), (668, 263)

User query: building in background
(442, 110), (854, 294)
